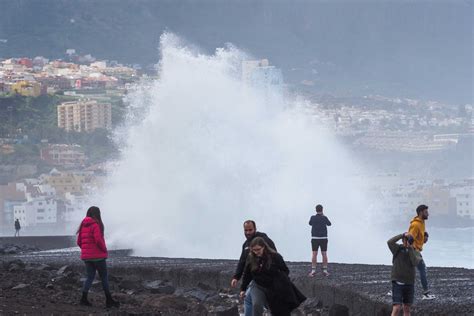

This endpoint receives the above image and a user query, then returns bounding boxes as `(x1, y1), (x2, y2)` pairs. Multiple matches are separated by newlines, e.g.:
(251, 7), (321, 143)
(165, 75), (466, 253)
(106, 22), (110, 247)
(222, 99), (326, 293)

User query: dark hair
(243, 220), (256, 230)
(416, 204), (428, 215)
(247, 237), (277, 272)
(76, 206), (105, 236)
(316, 204), (323, 213)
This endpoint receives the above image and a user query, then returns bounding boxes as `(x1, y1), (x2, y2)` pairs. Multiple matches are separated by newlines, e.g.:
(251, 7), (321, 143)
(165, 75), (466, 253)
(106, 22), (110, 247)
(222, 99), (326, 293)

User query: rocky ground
(0, 247), (473, 316)
(0, 254), (328, 316)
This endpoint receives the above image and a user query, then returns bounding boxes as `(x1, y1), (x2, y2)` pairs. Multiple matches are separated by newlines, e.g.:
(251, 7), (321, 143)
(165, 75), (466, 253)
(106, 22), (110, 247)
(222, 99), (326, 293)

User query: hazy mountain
(0, 0), (471, 103)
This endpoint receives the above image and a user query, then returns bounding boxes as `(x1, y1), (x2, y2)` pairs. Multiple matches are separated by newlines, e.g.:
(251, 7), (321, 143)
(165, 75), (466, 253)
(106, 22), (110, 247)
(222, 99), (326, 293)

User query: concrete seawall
(0, 235), (76, 250)
(108, 258), (472, 316)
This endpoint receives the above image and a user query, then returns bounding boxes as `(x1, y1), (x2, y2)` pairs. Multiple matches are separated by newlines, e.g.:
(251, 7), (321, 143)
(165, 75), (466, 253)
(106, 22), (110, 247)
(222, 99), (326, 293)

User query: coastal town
(0, 51), (473, 235)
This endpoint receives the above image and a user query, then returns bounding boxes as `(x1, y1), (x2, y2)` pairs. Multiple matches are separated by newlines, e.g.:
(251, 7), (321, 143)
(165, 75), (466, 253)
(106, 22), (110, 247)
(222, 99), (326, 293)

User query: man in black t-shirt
(308, 204), (331, 277)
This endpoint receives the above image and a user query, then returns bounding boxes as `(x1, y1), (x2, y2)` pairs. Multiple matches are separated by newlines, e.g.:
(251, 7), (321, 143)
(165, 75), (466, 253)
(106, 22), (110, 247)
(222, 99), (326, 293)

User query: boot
(80, 292), (92, 306)
(105, 293), (120, 308)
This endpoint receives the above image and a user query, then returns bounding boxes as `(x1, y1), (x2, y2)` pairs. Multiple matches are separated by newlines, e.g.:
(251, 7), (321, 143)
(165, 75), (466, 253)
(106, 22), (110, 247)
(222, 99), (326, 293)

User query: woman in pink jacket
(76, 206), (119, 308)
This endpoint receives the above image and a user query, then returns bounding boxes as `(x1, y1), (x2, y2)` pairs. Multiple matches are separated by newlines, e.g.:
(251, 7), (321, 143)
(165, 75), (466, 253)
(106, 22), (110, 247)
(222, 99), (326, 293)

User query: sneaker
(422, 292), (436, 300)
(308, 271), (316, 277)
(322, 270), (330, 277)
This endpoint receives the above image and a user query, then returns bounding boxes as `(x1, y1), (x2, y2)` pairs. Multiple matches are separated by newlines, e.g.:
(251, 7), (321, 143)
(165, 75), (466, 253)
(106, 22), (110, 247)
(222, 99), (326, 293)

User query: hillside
(0, 0), (472, 103)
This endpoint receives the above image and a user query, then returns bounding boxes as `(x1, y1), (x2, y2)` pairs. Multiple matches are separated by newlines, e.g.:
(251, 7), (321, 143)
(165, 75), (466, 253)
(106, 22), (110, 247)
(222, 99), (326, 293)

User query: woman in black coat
(240, 237), (306, 316)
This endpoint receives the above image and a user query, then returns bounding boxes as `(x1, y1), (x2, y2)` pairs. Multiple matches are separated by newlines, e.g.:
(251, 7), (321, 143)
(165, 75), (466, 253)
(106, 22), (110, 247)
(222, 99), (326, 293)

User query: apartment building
(57, 99), (112, 132)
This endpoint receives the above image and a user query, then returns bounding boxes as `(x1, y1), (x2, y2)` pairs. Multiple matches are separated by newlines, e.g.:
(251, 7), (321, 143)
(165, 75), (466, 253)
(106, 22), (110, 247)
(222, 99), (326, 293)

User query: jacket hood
(81, 216), (98, 227)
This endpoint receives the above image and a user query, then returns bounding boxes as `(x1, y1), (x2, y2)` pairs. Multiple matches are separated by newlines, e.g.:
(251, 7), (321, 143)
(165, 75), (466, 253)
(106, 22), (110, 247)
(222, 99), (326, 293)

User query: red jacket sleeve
(92, 223), (107, 252)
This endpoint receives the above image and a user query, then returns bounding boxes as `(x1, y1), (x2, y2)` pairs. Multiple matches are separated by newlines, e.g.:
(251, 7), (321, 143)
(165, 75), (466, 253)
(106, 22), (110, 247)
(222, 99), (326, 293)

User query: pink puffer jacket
(77, 217), (108, 260)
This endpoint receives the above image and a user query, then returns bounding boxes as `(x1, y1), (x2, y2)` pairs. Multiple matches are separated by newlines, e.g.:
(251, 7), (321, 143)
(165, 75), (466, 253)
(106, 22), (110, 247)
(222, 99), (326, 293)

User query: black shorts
(311, 238), (328, 252)
(392, 281), (414, 305)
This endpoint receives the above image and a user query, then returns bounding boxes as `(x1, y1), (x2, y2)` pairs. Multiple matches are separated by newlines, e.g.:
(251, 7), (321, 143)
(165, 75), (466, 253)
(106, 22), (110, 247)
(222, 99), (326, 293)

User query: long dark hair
(76, 206), (105, 236)
(247, 237), (277, 272)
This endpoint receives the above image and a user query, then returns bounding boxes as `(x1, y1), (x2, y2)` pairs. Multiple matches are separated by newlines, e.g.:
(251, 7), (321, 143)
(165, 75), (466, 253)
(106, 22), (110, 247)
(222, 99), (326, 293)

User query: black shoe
(106, 295), (120, 308)
(80, 292), (92, 306)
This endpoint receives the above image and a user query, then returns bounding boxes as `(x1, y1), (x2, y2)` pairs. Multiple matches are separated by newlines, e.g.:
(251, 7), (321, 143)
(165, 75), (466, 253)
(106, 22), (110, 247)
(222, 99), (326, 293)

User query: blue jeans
(82, 259), (110, 294)
(417, 259), (428, 292)
(244, 281), (268, 316)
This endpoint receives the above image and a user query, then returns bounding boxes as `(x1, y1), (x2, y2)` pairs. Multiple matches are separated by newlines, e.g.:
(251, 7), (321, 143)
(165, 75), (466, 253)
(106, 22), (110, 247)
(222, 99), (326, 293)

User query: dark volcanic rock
(183, 288), (214, 301)
(56, 265), (72, 275)
(300, 297), (324, 315)
(4, 259), (25, 272)
(0, 252), (472, 315)
(329, 304), (349, 316)
(143, 279), (176, 294)
(143, 294), (208, 315)
(208, 305), (239, 316)
(11, 283), (29, 290)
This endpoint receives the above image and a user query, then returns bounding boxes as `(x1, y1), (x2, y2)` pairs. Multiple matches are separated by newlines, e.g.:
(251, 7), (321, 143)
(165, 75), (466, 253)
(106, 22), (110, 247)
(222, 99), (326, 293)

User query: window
(37, 216), (44, 220)
(37, 209), (45, 213)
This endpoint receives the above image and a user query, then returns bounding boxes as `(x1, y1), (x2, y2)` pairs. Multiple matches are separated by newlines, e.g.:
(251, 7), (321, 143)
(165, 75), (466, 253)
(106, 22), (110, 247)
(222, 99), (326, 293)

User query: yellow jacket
(408, 216), (425, 251)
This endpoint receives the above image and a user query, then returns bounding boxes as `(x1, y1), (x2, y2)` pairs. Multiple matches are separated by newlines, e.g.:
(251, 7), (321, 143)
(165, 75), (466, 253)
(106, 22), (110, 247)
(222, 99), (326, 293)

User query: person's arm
(387, 234), (403, 255)
(407, 247), (421, 267)
(232, 245), (247, 280)
(240, 262), (252, 292)
(325, 216), (331, 226)
(309, 216), (313, 226)
(92, 224), (107, 252)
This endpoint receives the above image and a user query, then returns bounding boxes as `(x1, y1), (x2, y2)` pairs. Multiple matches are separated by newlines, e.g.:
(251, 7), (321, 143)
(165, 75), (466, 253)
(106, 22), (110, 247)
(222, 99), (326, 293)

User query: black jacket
(233, 231), (276, 280)
(241, 253), (306, 316)
(309, 214), (331, 238)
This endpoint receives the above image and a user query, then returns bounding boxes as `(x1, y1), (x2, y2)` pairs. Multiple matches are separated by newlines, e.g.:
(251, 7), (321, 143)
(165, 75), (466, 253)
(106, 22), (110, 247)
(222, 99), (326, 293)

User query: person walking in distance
(408, 204), (435, 300)
(231, 220), (276, 316)
(308, 204), (331, 277)
(387, 233), (421, 316)
(76, 206), (120, 308)
(14, 219), (21, 237)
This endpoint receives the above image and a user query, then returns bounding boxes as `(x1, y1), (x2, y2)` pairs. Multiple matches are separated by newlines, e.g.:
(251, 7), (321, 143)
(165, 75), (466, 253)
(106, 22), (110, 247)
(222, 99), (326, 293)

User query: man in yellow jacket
(408, 204), (435, 300)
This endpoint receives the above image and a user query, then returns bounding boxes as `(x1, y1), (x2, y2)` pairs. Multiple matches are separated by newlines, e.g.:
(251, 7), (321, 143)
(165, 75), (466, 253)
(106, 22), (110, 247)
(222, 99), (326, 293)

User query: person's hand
(230, 278), (238, 288)
(239, 291), (246, 299)
(424, 232), (429, 244)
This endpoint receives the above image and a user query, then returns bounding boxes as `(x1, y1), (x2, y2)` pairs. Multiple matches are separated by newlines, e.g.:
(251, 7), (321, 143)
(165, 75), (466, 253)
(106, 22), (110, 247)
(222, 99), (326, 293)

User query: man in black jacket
(230, 220), (276, 316)
(308, 204), (331, 277)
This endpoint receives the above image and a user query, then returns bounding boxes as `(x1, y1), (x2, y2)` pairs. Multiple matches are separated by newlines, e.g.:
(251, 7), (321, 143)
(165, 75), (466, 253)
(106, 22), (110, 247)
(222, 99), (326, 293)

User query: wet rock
(143, 295), (208, 315)
(4, 246), (20, 254)
(11, 283), (29, 290)
(36, 264), (55, 271)
(56, 265), (72, 275)
(143, 280), (176, 294)
(208, 305), (239, 316)
(143, 279), (163, 289)
(197, 282), (214, 290)
(329, 304), (349, 316)
(119, 279), (142, 290)
(300, 297), (324, 314)
(4, 259), (25, 272)
(183, 288), (214, 301)
(0, 244), (39, 255)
